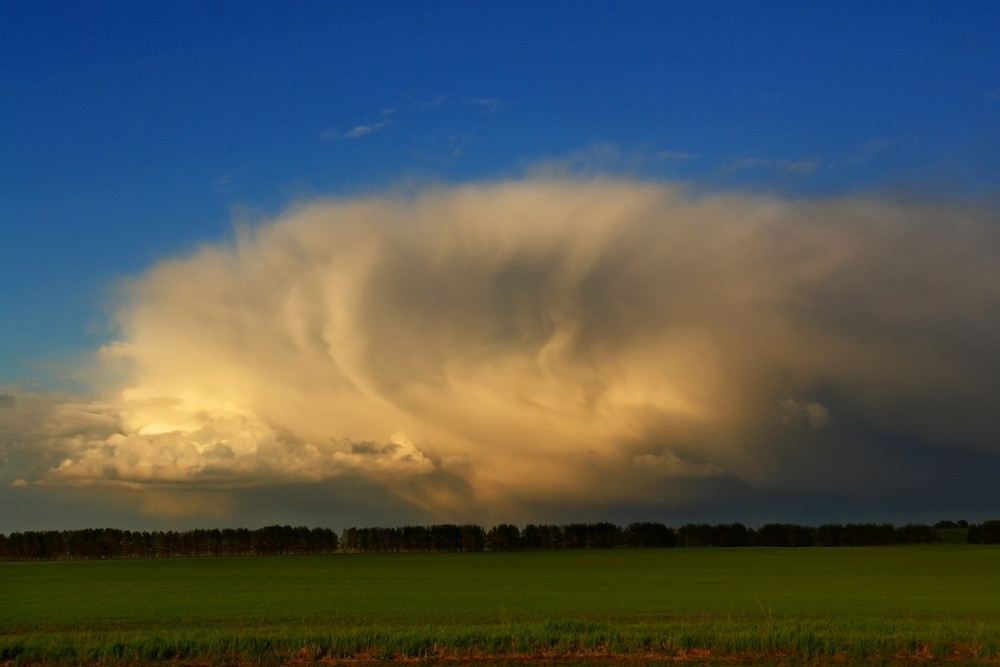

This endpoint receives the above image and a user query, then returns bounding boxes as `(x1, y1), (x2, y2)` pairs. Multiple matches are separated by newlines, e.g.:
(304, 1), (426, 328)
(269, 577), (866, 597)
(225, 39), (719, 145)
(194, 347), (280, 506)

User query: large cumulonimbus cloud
(3, 178), (1000, 521)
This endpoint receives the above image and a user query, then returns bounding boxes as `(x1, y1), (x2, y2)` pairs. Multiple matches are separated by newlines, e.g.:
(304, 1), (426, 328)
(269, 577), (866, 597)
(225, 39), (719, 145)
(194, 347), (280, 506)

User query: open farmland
(3, 545), (1000, 665)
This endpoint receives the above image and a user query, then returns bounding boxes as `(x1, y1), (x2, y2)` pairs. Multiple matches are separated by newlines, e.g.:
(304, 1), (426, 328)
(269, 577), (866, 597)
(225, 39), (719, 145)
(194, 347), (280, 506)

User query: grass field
(3, 545), (1000, 664)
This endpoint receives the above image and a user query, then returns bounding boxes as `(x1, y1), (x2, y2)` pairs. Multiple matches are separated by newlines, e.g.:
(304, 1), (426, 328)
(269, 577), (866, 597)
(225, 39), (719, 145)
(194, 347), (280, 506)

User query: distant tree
(623, 522), (676, 548)
(676, 523), (753, 547)
(587, 523), (623, 549)
(520, 524), (562, 550)
(486, 524), (521, 551)
(311, 526), (339, 553)
(756, 524), (814, 547)
(813, 524), (843, 546)
(967, 520), (1000, 544)
(400, 525), (430, 552)
(815, 523), (896, 547)
(430, 524), (461, 551)
(521, 524), (542, 549)
(677, 524), (714, 547)
(718, 523), (752, 547)
(340, 527), (359, 552)
(895, 524), (941, 544)
(562, 524), (589, 549)
(459, 524), (486, 552)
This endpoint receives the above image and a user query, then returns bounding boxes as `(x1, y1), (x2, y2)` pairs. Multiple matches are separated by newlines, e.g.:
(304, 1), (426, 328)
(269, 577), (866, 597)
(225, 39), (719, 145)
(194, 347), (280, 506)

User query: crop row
(4, 617), (998, 665)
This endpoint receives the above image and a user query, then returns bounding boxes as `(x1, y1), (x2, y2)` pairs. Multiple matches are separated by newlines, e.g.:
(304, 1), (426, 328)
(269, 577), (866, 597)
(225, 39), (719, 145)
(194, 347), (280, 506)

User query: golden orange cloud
(4, 178), (999, 521)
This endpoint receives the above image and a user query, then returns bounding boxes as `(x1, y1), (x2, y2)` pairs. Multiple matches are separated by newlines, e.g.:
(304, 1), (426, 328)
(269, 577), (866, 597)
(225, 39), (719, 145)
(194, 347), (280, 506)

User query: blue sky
(2, 2), (999, 531)
(4, 1), (998, 383)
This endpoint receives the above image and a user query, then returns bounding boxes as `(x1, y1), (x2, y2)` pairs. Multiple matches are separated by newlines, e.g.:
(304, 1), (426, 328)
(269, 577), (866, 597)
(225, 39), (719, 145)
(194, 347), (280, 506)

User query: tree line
(2, 519), (997, 560)
(967, 520), (1000, 544)
(340, 521), (948, 552)
(0, 525), (339, 560)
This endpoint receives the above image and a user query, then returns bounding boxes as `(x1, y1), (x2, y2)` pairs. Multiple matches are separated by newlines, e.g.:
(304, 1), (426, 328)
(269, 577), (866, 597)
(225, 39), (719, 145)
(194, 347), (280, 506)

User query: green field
(3, 546), (1000, 664)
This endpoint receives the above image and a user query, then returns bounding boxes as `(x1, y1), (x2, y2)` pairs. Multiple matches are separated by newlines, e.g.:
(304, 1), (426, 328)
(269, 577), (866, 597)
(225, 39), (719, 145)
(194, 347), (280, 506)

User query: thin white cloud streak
(3, 178), (1000, 521)
(720, 155), (821, 175)
(320, 118), (393, 143)
(657, 150), (696, 161)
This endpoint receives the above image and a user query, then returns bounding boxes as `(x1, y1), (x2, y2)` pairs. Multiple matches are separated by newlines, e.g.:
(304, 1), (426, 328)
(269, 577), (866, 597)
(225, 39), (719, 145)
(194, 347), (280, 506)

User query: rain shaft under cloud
(3, 178), (1000, 524)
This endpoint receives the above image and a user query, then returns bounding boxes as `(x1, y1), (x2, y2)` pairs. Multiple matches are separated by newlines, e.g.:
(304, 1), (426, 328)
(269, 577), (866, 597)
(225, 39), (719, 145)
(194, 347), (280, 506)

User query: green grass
(2, 546), (1000, 664)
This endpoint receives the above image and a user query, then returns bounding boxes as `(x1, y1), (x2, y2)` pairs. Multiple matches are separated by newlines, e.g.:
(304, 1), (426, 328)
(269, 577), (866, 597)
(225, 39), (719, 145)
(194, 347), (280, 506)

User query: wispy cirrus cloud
(320, 108), (396, 143)
(720, 154), (821, 175)
(464, 98), (503, 113)
(657, 150), (697, 161)
(211, 165), (249, 195)
(320, 121), (392, 142)
(321, 97), (505, 145)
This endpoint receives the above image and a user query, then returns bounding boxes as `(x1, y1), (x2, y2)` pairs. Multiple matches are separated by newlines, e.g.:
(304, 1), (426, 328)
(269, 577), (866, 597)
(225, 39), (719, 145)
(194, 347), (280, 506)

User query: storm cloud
(3, 178), (999, 524)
